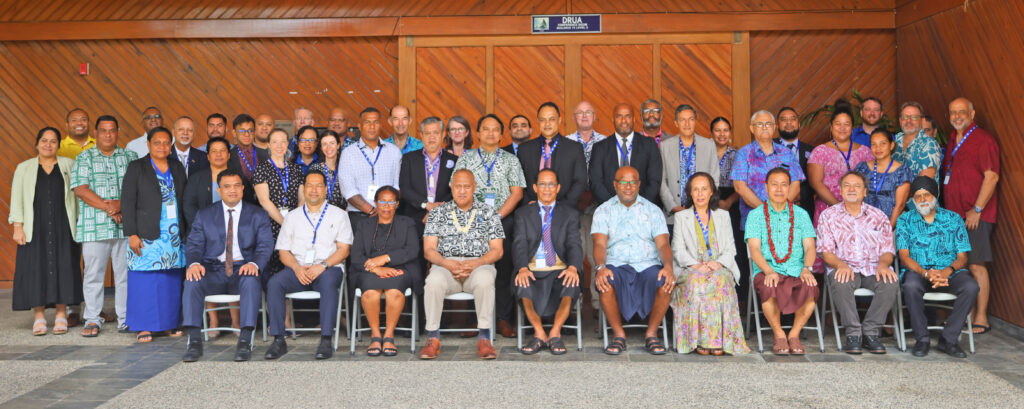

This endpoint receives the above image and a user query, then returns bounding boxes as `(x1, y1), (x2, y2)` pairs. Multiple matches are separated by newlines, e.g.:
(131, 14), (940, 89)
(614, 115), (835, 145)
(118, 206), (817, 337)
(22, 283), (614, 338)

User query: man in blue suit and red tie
(181, 169), (274, 362)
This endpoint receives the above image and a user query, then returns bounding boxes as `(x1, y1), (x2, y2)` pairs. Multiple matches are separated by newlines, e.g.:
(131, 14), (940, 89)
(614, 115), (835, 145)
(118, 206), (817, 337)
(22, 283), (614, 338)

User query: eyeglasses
(449, 127), (467, 133)
(143, 114), (162, 120)
(753, 122), (775, 129)
(574, 111), (595, 117)
(641, 108), (661, 114)
(614, 180), (639, 186)
(536, 182), (558, 189)
(376, 200), (398, 206)
(299, 138), (317, 143)
(900, 115), (922, 121)
(236, 129), (254, 134)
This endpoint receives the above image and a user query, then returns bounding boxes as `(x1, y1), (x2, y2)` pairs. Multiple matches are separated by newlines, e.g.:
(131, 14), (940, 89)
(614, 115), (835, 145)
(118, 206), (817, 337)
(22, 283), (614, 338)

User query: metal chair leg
(575, 297), (583, 351)
(350, 293), (360, 355)
(516, 300), (523, 352)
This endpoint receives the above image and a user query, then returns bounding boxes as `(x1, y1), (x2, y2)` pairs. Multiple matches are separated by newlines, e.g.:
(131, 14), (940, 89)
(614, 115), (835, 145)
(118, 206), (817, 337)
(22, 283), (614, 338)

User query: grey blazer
(659, 134), (721, 215)
(671, 208), (740, 284)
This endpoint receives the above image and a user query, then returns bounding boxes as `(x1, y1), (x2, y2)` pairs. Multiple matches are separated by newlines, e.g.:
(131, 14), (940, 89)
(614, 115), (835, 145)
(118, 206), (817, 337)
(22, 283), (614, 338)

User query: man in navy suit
(589, 103), (663, 206)
(168, 116), (210, 179)
(512, 169), (583, 355)
(182, 169), (274, 362)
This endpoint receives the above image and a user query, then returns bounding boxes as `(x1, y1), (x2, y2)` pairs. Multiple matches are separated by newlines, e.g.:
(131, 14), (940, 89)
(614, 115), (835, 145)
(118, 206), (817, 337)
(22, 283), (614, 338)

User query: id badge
(535, 247), (547, 269)
(485, 193), (496, 207)
(428, 178), (436, 190)
(166, 204), (177, 219)
(943, 174), (950, 185)
(279, 207), (289, 218)
(367, 184), (380, 202)
(303, 249), (316, 265)
(427, 195), (435, 203)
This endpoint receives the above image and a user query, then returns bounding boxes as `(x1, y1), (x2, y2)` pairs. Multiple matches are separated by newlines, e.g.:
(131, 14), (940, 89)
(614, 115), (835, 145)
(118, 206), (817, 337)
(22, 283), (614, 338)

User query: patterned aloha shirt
(424, 200), (504, 258)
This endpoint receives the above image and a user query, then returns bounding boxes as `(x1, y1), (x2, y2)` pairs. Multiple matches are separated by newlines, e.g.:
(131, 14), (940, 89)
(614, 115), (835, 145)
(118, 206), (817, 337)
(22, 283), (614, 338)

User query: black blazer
(399, 149), (457, 221)
(168, 147), (209, 179)
(227, 146), (269, 205)
(182, 167), (216, 235)
(774, 137), (815, 215)
(589, 133), (663, 205)
(517, 135), (587, 205)
(512, 202), (584, 272)
(501, 143), (519, 156)
(185, 200), (274, 270)
(350, 215), (424, 292)
(121, 155), (187, 240)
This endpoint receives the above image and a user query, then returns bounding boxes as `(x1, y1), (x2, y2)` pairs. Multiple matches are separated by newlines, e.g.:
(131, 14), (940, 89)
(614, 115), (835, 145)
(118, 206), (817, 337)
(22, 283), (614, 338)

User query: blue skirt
(605, 265), (664, 320)
(126, 268), (183, 332)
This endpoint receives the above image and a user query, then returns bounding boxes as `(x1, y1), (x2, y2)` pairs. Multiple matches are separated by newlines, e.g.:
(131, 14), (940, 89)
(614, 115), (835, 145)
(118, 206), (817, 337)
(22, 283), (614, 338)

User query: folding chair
(200, 294), (252, 342)
(898, 291), (975, 354)
(350, 288), (417, 355)
(744, 260), (825, 353)
(516, 297), (584, 352)
(435, 292), (496, 336)
(823, 283), (906, 352)
(259, 277), (349, 351)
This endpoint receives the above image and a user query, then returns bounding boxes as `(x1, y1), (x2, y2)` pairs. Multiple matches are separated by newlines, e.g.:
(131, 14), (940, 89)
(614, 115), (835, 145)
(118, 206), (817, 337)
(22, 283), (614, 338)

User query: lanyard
(541, 137), (559, 168)
(679, 138), (696, 195)
(643, 129), (662, 146)
(477, 148), (500, 187)
(359, 143), (383, 182)
(832, 139), (853, 170)
(303, 205), (327, 245)
(269, 158), (289, 207)
(949, 125), (977, 163)
(694, 208), (713, 258)
(615, 136), (632, 165)
(424, 150), (440, 185)
(718, 148), (731, 169)
(326, 162), (340, 201)
(238, 147), (257, 174)
(150, 157), (173, 185)
(572, 132), (590, 152)
(539, 204), (555, 235)
(872, 159), (893, 196)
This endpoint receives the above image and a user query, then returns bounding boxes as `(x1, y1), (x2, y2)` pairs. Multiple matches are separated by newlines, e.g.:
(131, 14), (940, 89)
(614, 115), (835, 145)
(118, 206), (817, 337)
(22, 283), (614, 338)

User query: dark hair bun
(833, 98), (852, 113)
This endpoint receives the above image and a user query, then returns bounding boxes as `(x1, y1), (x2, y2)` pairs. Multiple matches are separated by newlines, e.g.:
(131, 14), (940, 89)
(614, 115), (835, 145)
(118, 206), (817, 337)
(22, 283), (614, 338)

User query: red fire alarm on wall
(79, 63), (89, 76)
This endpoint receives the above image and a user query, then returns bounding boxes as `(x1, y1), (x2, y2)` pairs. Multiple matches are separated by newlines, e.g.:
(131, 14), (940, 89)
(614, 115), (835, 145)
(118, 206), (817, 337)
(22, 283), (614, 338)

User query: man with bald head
(383, 105), (423, 154)
(125, 106), (166, 157)
(168, 116), (209, 179)
(58, 108), (95, 158)
(592, 166), (674, 355)
(327, 107), (360, 151)
(942, 97), (1000, 335)
(253, 114), (274, 156)
(589, 103), (662, 206)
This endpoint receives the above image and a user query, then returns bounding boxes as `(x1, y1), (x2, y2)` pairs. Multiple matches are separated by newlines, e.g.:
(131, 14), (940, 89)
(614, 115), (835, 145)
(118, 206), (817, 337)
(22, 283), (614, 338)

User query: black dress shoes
(842, 336), (863, 354)
(862, 335), (886, 354)
(182, 341), (203, 362)
(234, 339), (253, 362)
(911, 340), (930, 357)
(315, 337), (334, 360)
(937, 339), (967, 358)
(264, 338), (288, 360)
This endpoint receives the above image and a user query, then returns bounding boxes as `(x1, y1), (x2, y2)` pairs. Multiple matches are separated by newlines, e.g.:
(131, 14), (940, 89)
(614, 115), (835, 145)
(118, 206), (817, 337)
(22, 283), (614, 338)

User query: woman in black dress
(10, 127), (82, 335)
(254, 128), (305, 280)
(349, 186), (421, 356)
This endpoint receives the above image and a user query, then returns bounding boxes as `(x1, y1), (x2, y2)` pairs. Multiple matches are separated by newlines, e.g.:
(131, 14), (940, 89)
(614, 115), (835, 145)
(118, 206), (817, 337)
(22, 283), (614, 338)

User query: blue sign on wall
(532, 14), (601, 34)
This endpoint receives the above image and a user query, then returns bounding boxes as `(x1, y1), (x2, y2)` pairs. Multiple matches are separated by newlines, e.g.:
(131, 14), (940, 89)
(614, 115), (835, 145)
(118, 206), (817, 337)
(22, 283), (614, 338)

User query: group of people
(10, 95), (999, 362)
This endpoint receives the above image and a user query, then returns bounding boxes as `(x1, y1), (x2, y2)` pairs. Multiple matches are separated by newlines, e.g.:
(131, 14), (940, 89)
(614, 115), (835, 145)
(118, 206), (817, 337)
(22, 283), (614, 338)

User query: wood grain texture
(414, 46), (486, 143)
(580, 45), (654, 137)
(896, 0), (1024, 326)
(659, 43), (733, 139)
(493, 45), (564, 144)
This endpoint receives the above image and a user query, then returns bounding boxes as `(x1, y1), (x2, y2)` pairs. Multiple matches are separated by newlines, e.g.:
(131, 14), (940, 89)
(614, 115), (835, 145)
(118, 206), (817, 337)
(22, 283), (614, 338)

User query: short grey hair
(641, 99), (662, 110)
(750, 109), (775, 123)
(294, 107), (313, 118)
(420, 116), (444, 133)
(900, 101), (924, 114)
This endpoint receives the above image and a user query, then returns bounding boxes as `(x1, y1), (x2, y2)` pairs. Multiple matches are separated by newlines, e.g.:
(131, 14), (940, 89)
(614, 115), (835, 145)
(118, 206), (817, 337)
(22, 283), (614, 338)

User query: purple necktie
(542, 206), (556, 266)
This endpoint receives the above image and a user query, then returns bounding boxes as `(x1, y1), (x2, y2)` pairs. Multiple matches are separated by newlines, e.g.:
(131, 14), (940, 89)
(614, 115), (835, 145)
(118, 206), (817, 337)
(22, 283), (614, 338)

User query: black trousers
(495, 215), (515, 323)
(902, 271), (979, 344)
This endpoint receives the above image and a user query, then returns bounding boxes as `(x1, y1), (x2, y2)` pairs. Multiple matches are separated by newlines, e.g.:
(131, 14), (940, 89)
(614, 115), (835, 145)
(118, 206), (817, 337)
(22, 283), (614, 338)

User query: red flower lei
(764, 200), (795, 264)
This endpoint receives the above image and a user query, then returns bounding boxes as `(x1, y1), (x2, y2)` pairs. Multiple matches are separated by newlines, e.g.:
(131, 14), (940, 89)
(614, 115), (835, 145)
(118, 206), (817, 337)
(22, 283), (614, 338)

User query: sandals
(604, 337), (626, 355)
(80, 322), (100, 337)
(137, 331), (153, 343)
(367, 337), (383, 357)
(788, 337), (805, 355)
(644, 336), (667, 355)
(711, 349), (724, 356)
(972, 325), (991, 334)
(165, 329), (185, 337)
(32, 318), (47, 336)
(696, 347), (709, 355)
(53, 317), (68, 335)
(548, 337), (566, 355)
(382, 337), (398, 357)
(522, 337), (547, 355)
(772, 337), (790, 355)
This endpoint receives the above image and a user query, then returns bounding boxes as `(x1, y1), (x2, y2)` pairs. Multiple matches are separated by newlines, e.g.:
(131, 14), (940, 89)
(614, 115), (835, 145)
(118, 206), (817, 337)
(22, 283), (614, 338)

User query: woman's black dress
(349, 215), (423, 294)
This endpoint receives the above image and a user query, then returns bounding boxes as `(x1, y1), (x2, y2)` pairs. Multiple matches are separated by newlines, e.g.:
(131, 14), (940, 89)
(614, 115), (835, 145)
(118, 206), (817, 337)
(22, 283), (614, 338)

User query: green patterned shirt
(454, 147), (526, 210)
(70, 147), (137, 242)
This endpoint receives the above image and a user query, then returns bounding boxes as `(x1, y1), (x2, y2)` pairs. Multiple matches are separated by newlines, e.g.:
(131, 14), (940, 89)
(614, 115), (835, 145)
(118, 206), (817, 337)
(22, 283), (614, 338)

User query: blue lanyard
(615, 136), (632, 165)
(572, 132), (589, 152)
(359, 143), (384, 182)
(424, 151), (440, 182)
(832, 139), (853, 170)
(541, 137), (559, 168)
(679, 138), (696, 192)
(872, 159), (893, 196)
(326, 162), (339, 201)
(477, 148), (500, 187)
(269, 158), (289, 207)
(150, 157), (173, 185)
(238, 147), (257, 174)
(539, 204), (555, 236)
(718, 148), (730, 169)
(644, 129), (662, 146)
(949, 125), (977, 162)
(302, 205), (327, 245)
(694, 208), (713, 258)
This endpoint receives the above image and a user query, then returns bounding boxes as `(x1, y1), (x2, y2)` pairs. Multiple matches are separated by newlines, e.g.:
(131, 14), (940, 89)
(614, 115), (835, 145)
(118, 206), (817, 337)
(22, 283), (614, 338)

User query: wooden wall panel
(571, 0), (893, 13)
(896, 0), (1024, 326)
(750, 30), (897, 145)
(414, 47), (485, 142)
(659, 43), (732, 138)
(0, 37), (398, 283)
(493, 46), (564, 145)
(580, 45), (654, 137)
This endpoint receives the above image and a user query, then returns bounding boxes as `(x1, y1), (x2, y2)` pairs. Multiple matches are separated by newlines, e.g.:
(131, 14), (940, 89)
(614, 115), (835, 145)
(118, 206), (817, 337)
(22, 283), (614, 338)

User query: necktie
(179, 153), (189, 176)
(786, 143), (795, 154)
(620, 137), (629, 167)
(542, 206), (556, 266)
(541, 139), (553, 170)
(225, 209), (234, 276)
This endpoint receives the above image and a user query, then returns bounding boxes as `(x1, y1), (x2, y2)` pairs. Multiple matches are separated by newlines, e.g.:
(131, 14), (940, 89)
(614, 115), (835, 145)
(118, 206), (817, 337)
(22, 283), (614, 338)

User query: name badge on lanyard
(303, 205), (327, 265)
(485, 193), (496, 207)
(151, 158), (176, 219)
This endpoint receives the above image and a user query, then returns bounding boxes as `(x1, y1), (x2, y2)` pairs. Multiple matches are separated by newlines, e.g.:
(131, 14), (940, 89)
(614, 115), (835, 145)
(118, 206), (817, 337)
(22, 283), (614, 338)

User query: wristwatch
(973, 205), (983, 213)
(421, 201), (428, 209)
(320, 261), (329, 268)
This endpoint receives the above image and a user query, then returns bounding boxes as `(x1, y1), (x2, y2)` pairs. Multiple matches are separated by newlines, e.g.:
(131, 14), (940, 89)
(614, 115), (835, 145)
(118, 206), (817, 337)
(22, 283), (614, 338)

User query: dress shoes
(315, 338), (334, 360)
(842, 336), (863, 354)
(911, 340), (930, 357)
(419, 338), (441, 359)
(497, 320), (516, 338)
(477, 338), (497, 359)
(234, 339), (252, 362)
(936, 339), (967, 358)
(862, 335), (886, 354)
(182, 341), (203, 362)
(264, 338), (288, 360)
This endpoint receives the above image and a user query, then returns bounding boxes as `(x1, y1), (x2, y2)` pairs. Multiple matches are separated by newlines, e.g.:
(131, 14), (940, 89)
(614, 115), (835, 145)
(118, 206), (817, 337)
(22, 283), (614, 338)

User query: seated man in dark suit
(182, 169), (274, 362)
(513, 169), (583, 355)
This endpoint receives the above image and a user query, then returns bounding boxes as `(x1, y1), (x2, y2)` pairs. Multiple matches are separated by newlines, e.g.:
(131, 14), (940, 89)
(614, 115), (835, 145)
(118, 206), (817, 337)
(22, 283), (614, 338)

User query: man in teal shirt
(383, 105), (423, 154)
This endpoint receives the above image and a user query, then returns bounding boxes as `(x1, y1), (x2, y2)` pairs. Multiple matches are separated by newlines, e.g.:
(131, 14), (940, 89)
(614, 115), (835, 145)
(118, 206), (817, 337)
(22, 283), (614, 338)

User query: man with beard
(383, 105), (423, 154)
(941, 97), (1000, 336)
(503, 115), (532, 156)
(254, 114), (274, 157)
(58, 108), (95, 158)
(125, 106), (165, 157)
(851, 97), (883, 147)
(773, 107), (814, 215)
(168, 116), (209, 179)
(199, 113), (229, 152)
(892, 102), (941, 183)
(328, 107), (360, 151)
(640, 99), (665, 146)
(897, 176), (977, 358)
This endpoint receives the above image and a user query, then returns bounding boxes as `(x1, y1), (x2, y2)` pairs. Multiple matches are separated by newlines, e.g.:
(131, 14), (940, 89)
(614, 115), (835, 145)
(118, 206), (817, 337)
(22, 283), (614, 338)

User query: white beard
(915, 198), (938, 216)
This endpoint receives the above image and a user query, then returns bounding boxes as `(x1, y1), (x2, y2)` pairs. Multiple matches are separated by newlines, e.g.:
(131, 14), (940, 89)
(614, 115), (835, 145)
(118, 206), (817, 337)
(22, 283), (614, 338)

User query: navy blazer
(168, 147), (210, 179)
(185, 200), (274, 270)
(512, 202), (584, 273)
